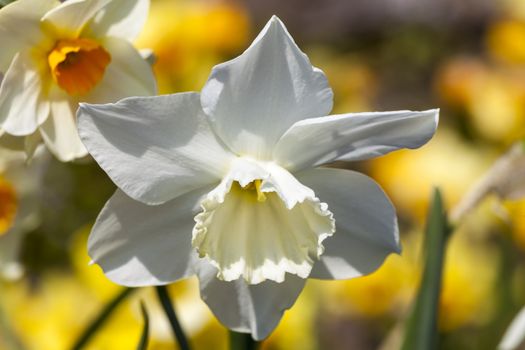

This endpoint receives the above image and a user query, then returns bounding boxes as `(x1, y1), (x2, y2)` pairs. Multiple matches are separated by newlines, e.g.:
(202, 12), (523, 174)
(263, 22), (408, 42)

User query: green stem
(229, 331), (260, 350)
(136, 301), (150, 350)
(155, 285), (191, 350)
(70, 287), (135, 350)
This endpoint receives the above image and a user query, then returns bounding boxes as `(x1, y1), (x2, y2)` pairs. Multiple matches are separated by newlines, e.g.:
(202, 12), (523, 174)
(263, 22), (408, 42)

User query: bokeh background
(1, 0), (525, 349)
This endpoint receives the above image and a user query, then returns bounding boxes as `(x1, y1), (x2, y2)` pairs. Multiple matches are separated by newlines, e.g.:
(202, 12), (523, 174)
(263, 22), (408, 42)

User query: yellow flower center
(0, 176), (17, 236)
(241, 179), (266, 202)
(48, 38), (111, 96)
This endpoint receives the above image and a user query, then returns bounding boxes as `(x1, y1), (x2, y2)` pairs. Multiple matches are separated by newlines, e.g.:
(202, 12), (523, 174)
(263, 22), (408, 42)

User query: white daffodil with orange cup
(78, 16), (439, 339)
(0, 0), (156, 161)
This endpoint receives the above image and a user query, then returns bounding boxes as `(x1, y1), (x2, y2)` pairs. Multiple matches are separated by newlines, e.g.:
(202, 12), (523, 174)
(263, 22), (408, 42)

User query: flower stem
(155, 285), (191, 350)
(71, 287), (135, 350)
(229, 331), (260, 350)
(136, 301), (150, 350)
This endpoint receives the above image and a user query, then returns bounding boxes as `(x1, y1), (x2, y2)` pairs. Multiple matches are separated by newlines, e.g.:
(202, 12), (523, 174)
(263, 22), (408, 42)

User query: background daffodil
(0, 0), (156, 161)
(78, 16), (438, 339)
(0, 147), (47, 280)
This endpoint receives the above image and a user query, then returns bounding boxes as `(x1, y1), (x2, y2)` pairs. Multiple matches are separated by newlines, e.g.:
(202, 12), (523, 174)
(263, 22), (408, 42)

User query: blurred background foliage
(1, 0), (525, 349)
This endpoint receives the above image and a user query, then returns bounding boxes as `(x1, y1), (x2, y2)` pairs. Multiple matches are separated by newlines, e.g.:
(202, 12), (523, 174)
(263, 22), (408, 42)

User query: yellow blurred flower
(435, 58), (486, 107)
(136, 0), (250, 93)
(439, 231), (497, 331)
(370, 127), (493, 221)
(487, 20), (525, 65)
(264, 282), (320, 350)
(436, 57), (525, 143)
(308, 49), (377, 113)
(467, 72), (525, 142)
(324, 234), (419, 319)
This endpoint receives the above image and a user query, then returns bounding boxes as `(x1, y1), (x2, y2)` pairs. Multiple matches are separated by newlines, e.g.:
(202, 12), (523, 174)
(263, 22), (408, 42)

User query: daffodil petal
(200, 15), (333, 160)
(42, 0), (111, 37)
(296, 168), (400, 280)
(499, 306), (525, 350)
(39, 95), (87, 162)
(0, 0), (58, 72)
(84, 37), (156, 103)
(88, 0), (149, 41)
(0, 52), (50, 136)
(88, 187), (211, 287)
(274, 109), (439, 171)
(197, 264), (306, 340)
(77, 93), (234, 205)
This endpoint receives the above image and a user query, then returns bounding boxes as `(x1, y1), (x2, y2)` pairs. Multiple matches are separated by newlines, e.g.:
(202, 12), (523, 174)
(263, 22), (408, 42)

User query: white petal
(87, 0), (149, 41)
(41, 0), (111, 37)
(275, 109), (439, 171)
(0, 0), (58, 72)
(84, 36), (156, 103)
(499, 306), (525, 350)
(296, 168), (400, 280)
(39, 95), (87, 162)
(192, 157), (334, 284)
(88, 187), (211, 287)
(0, 52), (50, 136)
(197, 264), (306, 340)
(77, 93), (234, 205)
(200, 15), (333, 160)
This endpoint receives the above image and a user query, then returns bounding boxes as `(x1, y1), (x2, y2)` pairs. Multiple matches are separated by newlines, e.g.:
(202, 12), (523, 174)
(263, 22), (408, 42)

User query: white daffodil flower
(0, 0), (156, 161)
(77, 16), (438, 339)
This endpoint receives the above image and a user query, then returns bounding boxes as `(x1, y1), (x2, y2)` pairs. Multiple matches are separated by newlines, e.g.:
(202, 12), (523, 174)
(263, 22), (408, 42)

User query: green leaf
(136, 301), (150, 350)
(401, 188), (451, 350)
(155, 285), (191, 350)
(229, 331), (260, 350)
(70, 287), (135, 350)
(0, 0), (17, 7)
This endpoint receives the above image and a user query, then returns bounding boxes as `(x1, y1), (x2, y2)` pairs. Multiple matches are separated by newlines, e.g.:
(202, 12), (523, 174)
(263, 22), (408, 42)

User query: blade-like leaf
(401, 188), (451, 350)
(70, 287), (135, 350)
(136, 301), (150, 350)
(155, 285), (191, 350)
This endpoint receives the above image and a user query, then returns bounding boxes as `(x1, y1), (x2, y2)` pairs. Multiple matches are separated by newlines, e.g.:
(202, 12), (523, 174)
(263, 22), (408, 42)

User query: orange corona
(48, 38), (111, 96)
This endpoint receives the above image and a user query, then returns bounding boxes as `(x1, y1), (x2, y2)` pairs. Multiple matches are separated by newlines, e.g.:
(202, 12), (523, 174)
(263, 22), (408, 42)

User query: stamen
(0, 176), (17, 236)
(48, 38), (111, 96)
(242, 179), (266, 202)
